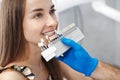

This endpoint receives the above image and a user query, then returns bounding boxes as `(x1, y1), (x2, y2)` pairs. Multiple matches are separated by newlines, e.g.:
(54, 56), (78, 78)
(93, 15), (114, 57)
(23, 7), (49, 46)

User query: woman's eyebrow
(31, 5), (55, 13)
(31, 8), (43, 13)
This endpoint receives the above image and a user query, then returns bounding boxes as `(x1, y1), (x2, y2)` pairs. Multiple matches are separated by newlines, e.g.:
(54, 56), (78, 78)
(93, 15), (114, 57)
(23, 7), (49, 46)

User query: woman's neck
(11, 42), (43, 67)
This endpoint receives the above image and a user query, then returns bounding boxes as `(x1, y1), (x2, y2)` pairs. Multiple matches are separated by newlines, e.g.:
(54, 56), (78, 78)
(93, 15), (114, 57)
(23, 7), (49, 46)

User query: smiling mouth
(43, 30), (58, 42)
(44, 30), (56, 37)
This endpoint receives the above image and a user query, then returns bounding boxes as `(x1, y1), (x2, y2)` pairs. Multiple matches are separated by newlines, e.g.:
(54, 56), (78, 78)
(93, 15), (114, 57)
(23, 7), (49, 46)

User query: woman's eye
(50, 9), (56, 14)
(34, 13), (42, 19)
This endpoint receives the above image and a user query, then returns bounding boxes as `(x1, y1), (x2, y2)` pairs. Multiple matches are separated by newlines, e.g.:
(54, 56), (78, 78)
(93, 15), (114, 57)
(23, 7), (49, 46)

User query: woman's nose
(46, 15), (58, 27)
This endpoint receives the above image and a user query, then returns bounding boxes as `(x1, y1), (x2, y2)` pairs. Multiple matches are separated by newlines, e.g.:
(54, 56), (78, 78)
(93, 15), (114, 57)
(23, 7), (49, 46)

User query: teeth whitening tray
(38, 23), (84, 62)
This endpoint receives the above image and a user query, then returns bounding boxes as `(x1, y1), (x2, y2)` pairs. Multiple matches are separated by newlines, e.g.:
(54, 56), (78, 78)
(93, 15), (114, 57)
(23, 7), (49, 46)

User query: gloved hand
(57, 37), (98, 76)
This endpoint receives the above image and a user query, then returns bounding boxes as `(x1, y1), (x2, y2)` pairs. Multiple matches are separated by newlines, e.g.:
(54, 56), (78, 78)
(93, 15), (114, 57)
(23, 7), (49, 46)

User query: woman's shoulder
(0, 68), (27, 80)
(0, 65), (35, 80)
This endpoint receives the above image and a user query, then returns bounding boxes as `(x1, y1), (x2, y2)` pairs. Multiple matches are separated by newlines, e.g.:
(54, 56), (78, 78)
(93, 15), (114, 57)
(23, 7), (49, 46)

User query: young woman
(2, 0), (119, 80)
(0, 0), (93, 80)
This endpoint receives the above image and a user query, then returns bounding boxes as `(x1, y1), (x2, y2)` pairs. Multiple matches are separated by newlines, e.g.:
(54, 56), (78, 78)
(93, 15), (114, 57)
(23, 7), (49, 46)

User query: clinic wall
(79, 2), (117, 65)
(79, 0), (120, 66)
(115, 0), (120, 66)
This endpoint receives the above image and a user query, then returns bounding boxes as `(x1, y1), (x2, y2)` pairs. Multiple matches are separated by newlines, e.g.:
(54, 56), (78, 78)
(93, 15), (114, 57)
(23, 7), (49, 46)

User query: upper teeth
(44, 31), (55, 36)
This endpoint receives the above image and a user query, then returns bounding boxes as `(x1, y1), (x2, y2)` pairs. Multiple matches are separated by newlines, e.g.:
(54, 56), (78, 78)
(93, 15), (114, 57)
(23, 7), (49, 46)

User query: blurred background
(53, 0), (120, 67)
(0, 0), (120, 67)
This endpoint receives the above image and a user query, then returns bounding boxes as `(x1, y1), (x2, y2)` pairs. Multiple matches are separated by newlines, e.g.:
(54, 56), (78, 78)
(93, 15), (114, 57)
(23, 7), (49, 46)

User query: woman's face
(23, 0), (58, 45)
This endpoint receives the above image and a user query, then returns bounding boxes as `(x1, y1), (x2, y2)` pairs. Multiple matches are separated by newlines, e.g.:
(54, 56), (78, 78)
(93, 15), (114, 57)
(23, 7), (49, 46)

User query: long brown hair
(0, 0), (63, 79)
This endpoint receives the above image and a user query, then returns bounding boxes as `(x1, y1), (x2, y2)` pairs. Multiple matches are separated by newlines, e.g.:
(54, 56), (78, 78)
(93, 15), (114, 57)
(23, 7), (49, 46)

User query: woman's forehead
(25, 0), (53, 11)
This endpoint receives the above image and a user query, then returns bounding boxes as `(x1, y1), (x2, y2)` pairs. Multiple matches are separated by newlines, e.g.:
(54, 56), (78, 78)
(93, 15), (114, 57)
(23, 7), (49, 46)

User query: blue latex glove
(58, 37), (98, 76)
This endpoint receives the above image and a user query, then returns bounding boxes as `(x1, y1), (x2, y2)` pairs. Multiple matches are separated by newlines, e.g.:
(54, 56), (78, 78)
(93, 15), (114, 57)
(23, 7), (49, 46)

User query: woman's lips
(43, 30), (56, 37)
